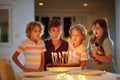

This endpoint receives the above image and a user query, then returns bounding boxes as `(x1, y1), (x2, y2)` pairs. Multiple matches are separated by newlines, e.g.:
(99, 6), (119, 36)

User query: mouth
(95, 32), (98, 35)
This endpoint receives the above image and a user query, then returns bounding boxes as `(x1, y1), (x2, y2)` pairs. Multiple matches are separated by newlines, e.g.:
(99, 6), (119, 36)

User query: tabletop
(17, 70), (120, 80)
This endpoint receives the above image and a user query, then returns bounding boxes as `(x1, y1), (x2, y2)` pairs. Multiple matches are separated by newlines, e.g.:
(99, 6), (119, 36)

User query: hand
(91, 47), (97, 57)
(91, 48), (102, 64)
(92, 57), (101, 64)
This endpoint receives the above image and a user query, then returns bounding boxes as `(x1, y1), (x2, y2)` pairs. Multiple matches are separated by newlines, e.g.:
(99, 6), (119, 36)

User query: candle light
(62, 51), (65, 64)
(65, 51), (68, 63)
(54, 53), (58, 64)
(73, 51), (77, 61)
(58, 52), (62, 63)
(51, 52), (55, 64)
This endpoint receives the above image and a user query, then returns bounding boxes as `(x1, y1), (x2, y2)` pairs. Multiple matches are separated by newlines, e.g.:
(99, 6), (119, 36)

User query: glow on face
(93, 23), (104, 39)
(30, 26), (41, 42)
(71, 29), (83, 44)
(49, 27), (61, 40)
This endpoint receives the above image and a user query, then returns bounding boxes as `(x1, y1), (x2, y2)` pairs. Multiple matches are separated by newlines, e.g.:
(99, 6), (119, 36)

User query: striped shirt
(16, 38), (46, 69)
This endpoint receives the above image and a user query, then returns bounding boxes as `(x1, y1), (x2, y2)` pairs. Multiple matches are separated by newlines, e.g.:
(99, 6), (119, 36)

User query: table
(17, 70), (120, 80)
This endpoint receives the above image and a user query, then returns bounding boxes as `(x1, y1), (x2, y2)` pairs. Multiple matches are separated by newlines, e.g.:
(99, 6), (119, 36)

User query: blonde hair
(25, 21), (44, 38)
(69, 24), (87, 40)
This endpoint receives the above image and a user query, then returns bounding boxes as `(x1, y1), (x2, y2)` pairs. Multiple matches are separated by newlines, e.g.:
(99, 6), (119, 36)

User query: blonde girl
(67, 24), (88, 69)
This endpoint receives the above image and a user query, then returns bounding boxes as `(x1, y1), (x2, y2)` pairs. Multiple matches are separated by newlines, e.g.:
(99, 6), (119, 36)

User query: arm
(79, 48), (88, 68)
(91, 47), (112, 63)
(38, 52), (45, 71)
(12, 51), (27, 71)
(80, 60), (87, 67)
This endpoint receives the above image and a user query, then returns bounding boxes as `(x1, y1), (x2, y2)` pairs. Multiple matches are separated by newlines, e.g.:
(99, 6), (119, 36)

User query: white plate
(24, 73), (46, 78)
(80, 70), (106, 76)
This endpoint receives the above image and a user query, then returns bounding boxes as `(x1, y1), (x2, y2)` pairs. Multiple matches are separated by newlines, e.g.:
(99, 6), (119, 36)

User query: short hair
(48, 19), (62, 30)
(25, 21), (44, 38)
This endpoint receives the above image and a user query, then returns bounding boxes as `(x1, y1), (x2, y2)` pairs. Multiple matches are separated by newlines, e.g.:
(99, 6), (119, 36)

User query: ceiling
(35, 0), (115, 10)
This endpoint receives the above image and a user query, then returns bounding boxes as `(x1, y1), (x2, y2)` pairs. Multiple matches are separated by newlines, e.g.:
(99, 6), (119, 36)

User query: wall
(0, 0), (34, 72)
(115, 0), (120, 73)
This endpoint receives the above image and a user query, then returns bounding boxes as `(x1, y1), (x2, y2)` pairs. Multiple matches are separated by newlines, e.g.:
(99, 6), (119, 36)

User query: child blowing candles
(67, 24), (88, 69)
(12, 21), (46, 72)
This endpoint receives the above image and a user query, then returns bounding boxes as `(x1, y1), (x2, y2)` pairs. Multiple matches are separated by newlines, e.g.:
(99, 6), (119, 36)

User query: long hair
(90, 19), (109, 44)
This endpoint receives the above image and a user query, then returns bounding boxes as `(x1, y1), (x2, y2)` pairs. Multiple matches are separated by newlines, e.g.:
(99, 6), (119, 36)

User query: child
(12, 21), (46, 72)
(87, 19), (116, 73)
(67, 24), (88, 69)
(44, 19), (68, 70)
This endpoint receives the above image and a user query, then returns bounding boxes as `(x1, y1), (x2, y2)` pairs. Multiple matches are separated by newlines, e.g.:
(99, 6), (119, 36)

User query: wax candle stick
(54, 53), (58, 64)
(62, 51), (65, 64)
(51, 52), (55, 64)
(58, 52), (62, 63)
(64, 51), (68, 63)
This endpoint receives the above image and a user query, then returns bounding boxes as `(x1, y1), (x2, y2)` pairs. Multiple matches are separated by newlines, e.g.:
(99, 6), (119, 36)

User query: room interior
(34, 0), (115, 41)
(1, 0), (120, 79)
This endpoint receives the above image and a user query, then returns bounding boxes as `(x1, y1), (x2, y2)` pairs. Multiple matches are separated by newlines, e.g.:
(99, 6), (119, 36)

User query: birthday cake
(46, 63), (80, 67)
(47, 52), (81, 72)
(46, 63), (81, 72)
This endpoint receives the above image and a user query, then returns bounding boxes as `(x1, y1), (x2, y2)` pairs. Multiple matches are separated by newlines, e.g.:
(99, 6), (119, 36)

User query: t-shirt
(87, 38), (116, 73)
(16, 38), (46, 69)
(67, 39), (88, 64)
(44, 39), (68, 70)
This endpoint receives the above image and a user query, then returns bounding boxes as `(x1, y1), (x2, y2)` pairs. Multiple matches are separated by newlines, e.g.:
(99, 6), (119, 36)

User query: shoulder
(103, 38), (114, 46)
(44, 39), (50, 43)
(20, 39), (29, 44)
(62, 39), (68, 43)
(38, 39), (45, 45)
(80, 44), (87, 50)
(38, 39), (44, 43)
(61, 39), (68, 46)
(44, 39), (51, 45)
(67, 38), (72, 43)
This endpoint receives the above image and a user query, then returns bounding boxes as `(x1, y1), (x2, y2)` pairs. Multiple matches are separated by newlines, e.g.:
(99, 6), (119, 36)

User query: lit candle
(54, 53), (58, 64)
(73, 51), (77, 60)
(69, 51), (71, 57)
(58, 52), (62, 63)
(65, 51), (68, 63)
(51, 52), (55, 64)
(62, 51), (65, 64)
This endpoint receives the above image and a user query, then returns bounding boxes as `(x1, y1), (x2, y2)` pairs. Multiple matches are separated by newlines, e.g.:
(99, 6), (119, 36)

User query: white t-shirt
(68, 39), (88, 64)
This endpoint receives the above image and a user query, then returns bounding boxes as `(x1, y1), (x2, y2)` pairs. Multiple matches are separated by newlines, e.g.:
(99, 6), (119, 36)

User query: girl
(87, 19), (116, 72)
(67, 24), (88, 69)
(12, 21), (46, 72)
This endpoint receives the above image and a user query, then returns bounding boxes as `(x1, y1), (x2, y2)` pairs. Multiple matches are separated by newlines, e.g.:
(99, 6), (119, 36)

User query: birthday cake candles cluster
(51, 51), (69, 64)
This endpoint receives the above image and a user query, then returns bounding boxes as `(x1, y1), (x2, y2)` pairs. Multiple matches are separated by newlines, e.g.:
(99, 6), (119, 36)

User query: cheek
(48, 31), (53, 35)
(98, 30), (104, 35)
(81, 35), (85, 40)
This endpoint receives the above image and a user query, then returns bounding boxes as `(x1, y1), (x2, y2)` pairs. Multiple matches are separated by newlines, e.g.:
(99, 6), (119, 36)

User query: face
(49, 27), (61, 40)
(30, 26), (41, 42)
(71, 29), (83, 44)
(93, 23), (104, 39)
